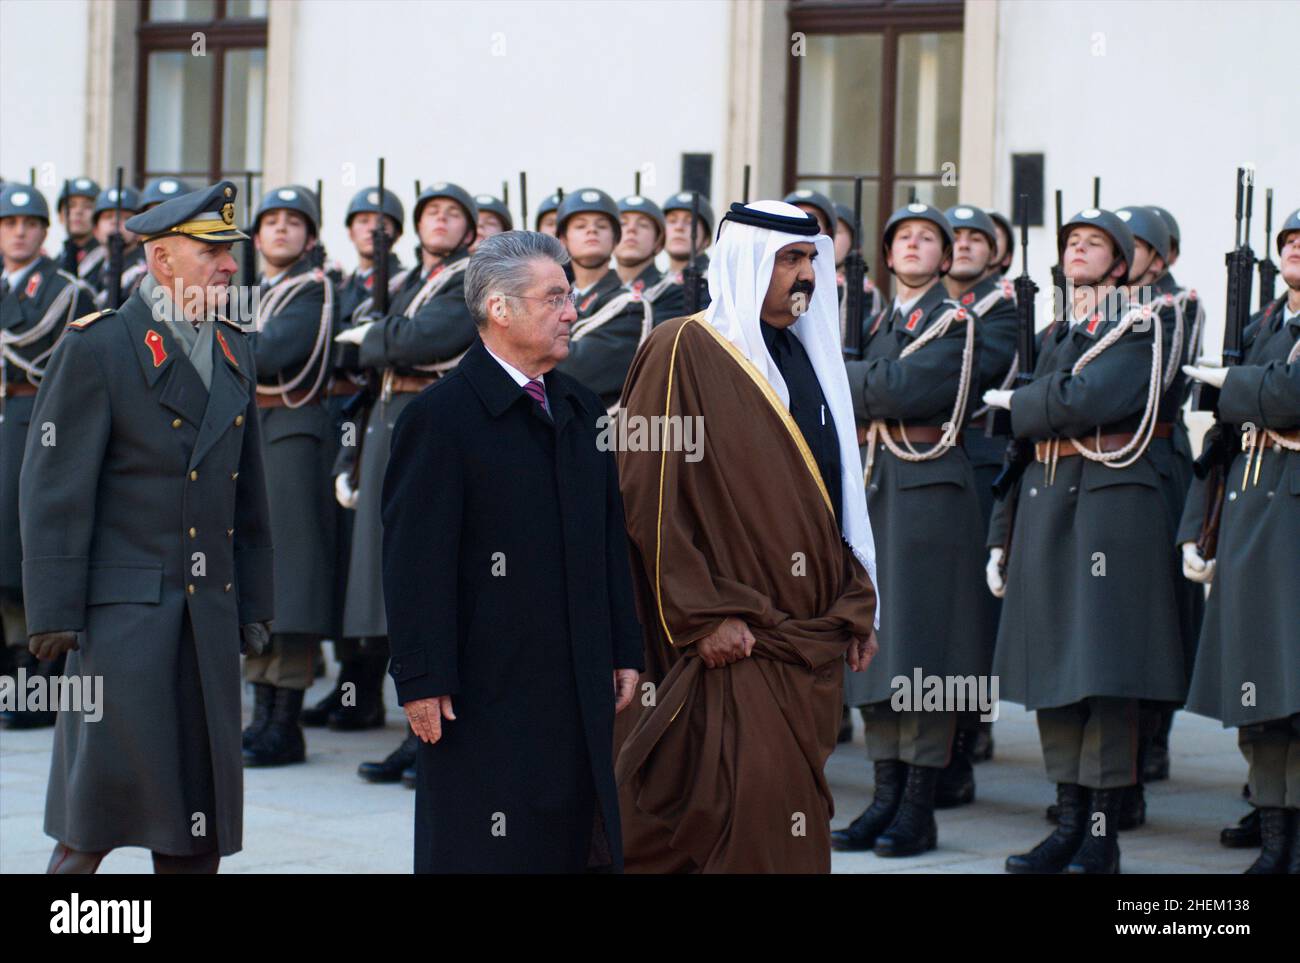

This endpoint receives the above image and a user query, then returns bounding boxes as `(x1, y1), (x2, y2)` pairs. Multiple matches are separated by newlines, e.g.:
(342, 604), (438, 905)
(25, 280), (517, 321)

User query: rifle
(991, 193), (1039, 503)
(103, 167), (125, 309)
(683, 192), (703, 314)
(1193, 167), (1256, 560)
(342, 159), (391, 490)
(1050, 190), (1067, 329)
(742, 165), (750, 205)
(634, 170), (641, 196)
(518, 172), (528, 231)
(1092, 176), (1101, 208)
(1257, 187), (1278, 309)
(502, 180), (509, 209)
(842, 176), (866, 359)
(309, 178), (326, 270)
(242, 171), (256, 285)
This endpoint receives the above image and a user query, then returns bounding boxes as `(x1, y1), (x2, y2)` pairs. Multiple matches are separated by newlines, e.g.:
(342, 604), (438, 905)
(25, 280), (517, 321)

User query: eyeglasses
(508, 289), (579, 312)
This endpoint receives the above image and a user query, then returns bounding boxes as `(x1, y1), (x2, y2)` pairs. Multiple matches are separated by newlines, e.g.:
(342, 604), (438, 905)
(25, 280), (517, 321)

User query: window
(135, 0), (268, 223)
(785, 1), (964, 281)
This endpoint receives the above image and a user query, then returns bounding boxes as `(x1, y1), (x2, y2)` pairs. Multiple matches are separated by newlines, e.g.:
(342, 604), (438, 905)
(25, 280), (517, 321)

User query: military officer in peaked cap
(20, 180), (274, 872)
(0, 183), (97, 729)
(56, 177), (101, 279)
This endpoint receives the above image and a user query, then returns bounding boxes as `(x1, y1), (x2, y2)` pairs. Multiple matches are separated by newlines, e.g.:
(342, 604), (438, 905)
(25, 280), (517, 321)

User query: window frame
(784, 1), (964, 280)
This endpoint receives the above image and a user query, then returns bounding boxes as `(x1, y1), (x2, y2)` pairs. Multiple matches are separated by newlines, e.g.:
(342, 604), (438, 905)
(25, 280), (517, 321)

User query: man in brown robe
(614, 200), (879, 873)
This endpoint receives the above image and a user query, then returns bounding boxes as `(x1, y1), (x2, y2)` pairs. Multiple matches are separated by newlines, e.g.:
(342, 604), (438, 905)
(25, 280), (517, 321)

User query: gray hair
(464, 230), (570, 328)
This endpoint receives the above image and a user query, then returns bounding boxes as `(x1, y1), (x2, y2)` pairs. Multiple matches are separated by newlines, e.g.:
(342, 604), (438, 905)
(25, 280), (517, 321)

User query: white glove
(335, 472), (359, 509)
(1182, 364), (1227, 388)
(1181, 541), (1215, 584)
(334, 322), (373, 345)
(983, 388), (1013, 410)
(986, 548), (1006, 598)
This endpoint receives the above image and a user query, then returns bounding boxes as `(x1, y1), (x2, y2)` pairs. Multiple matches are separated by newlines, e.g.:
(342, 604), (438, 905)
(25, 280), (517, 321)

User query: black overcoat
(382, 337), (644, 873)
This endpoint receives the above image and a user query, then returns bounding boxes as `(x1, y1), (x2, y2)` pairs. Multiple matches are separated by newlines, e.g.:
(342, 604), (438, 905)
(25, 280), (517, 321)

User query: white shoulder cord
(862, 300), (977, 484)
(1065, 302), (1163, 469)
(0, 272), (88, 385)
(253, 270), (334, 408)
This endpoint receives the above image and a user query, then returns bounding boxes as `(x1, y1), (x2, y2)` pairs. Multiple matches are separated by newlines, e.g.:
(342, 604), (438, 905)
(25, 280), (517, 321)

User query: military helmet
(93, 185), (143, 218)
(1058, 208), (1135, 275)
(413, 181), (479, 246)
(57, 177), (101, 212)
(141, 176), (194, 209)
(1115, 206), (1171, 264)
(617, 194), (666, 239)
(944, 204), (998, 248)
(882, 201), (954, 252)
(1146, 205), (1181, 253)
(473, 194), (514, 232)
(832, 203), (858, 245)
(0, 183), (50, 223)
(254, 184), (321, 236)
(783, 189), (836, 236)
(557, 187), (621, 243)
(535, 191), (562, 230)
(662, 190), (715, 237)
(345, 185), (404, 236)
(987, 209), (1015, 261)
(1275, 207), (1300, 255)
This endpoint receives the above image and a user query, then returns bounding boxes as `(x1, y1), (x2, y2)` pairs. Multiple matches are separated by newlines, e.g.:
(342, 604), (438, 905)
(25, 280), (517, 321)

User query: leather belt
(1260, 429), (1300, 449)
(2, 382), (38, 398)
(387, 373), (438, 394)
(1034, 423), (1173, 462)
(256, 387), (322, 409)
(327, 379), (361, 396)
(884, 423), (962, 446)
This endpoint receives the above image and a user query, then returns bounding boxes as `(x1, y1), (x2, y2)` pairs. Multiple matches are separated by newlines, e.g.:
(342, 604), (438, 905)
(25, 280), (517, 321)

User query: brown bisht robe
(613, 314), (877, 873)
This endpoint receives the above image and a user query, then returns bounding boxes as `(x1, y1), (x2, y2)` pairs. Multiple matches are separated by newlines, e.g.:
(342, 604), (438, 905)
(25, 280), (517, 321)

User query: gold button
(227, 528), (234, 537)
(224, 583), (232, 593)
(188, 527), (197, 538)
(234, 414), (244, 427)
(172, 418), (183, 429)
(189, 470), (198, 481)
(231, 472), (239, 481)
(186, 584), (196, 595)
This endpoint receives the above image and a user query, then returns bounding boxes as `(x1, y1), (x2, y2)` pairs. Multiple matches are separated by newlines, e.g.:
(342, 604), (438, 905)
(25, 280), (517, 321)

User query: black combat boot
(830, 760), (904, 851)
(301, 659), (354, 727)
(1007, 783), (1086, 873)
(1221, 808), (1262, 847)
(1244, 808), (1290, 874)
(358, 730), (419, 784)
(874, 764), (939, 857)
(328, 652), (386, 731)
(972, 720), (994, 763)
(242, 683), (275, 750)
(1118, 783), (1147, 830)
(936, 727), (976, 809)
(1065, 787), (1123, 874)
(243, 688), (306, 767)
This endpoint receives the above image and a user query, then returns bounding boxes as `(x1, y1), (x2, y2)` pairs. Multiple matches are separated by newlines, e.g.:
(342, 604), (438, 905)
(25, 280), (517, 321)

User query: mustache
(788, 279), (814, 297)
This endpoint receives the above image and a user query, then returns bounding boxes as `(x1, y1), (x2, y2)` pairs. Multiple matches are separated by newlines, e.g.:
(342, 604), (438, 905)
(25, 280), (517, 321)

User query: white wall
(0, 0), (90, 252)
(995, 0), (1298, 351)
(281, 0), (731, 271)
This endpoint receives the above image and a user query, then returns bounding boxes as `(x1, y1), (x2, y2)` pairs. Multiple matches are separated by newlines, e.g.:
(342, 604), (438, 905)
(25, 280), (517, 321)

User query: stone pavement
(0, 668), (1255, 873)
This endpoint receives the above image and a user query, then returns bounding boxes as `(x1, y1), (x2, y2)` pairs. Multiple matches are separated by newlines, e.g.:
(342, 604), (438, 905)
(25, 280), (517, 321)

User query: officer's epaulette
(69, 308), (113, 330)
(216, 314), (244, 333)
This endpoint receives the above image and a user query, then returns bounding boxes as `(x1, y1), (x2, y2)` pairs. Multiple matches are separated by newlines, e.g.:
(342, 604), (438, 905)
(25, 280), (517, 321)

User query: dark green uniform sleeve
(1010, 323), (1154, 439)
(1218, 360), (1300, 430)
(18, 333), (111, 634)
(357, 272), (475, 369)
(849, 317), (975, 422)
(248, 279), (326, 378)
(554, 303), (645, 402)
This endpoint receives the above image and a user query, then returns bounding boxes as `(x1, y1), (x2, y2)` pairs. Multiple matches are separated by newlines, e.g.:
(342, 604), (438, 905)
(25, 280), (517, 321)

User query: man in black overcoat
(381, 230), (644, 873)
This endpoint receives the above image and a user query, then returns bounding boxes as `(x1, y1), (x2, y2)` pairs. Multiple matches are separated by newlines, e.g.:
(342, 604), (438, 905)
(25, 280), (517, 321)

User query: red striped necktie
(523, 378), (549, 415)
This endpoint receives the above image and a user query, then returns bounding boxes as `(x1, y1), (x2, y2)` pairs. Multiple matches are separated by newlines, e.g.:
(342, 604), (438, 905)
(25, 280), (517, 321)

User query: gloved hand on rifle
(1180, 541), (1216, 584)
(1182, 364), (1227, 388)
(983, 389), (1013, 410)
(335, 322), (373, 346)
